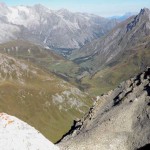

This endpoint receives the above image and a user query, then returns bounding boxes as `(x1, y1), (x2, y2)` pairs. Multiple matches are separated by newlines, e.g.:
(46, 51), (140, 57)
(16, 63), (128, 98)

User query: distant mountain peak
(57, 8), (73, 16)
(137, 8), (150, 19)
(109, 12), (137, 22)
(0, 2), (8, 10)
(126, 7), (150, 32)
(0, 3), (117, 49)
(0, 2), (6, 6)
(33, 3), (46, 8)
(140, 7), (150, 14)
(57, 8), (70, 13)
(33, 3), (50, 12)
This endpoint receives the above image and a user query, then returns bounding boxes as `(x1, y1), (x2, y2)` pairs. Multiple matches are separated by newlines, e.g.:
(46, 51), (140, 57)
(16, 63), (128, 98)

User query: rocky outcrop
(0, 113), (60, 150)
(58, 68), (150, 150)
(126, 8), (150, 32)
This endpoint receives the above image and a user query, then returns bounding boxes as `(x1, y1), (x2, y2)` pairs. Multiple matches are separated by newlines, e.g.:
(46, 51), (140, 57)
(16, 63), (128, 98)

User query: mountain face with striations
(72, 8), (150, 71)
(71, 8), (150, 95)
(0, 113), (60, 150)
(0, 2), (117, 50)
(58, 68), (150, 150)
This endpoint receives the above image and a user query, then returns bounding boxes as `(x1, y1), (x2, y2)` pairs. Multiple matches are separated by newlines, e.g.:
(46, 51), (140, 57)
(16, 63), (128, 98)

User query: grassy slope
(0, 40), (80, 80)
(81, 46), (150, 96)
(1, 39), (150, 97)
(0, 53), (92, 142)
(1, 39), (150, 141)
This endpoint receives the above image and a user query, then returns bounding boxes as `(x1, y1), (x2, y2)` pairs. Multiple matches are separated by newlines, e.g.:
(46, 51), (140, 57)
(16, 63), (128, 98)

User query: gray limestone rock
(58, 68), (150, 150)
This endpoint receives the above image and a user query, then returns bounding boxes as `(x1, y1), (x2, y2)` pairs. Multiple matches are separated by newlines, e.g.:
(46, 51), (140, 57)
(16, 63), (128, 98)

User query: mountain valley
(71, 8), (150, 95)
(0, 52), (92, 142)
(0, 2), (150, 150)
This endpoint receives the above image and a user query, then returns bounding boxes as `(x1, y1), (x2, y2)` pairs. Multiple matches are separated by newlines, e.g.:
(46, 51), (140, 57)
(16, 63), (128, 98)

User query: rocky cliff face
(58, 68), (150, 150)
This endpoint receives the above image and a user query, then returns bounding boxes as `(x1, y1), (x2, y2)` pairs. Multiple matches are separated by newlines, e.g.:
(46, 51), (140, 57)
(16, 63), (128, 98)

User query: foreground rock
(58, 68), (150, 150)
(0, 113), (59, 150)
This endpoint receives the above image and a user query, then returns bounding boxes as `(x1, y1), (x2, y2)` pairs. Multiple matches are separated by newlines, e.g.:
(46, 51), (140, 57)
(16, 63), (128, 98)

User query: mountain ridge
(0, 2), (117, 51)
(71, 8), (150, 68)
(58, 67), (150, 150)
(70, 7), (150, 95)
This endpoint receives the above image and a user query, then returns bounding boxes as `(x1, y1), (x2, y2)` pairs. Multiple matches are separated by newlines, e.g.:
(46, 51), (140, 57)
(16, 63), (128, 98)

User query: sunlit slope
(81, 45), (150, 95)
(0, 40), (79, 79)
(0, 40), (91, 92)
(0, 53), (92, 142)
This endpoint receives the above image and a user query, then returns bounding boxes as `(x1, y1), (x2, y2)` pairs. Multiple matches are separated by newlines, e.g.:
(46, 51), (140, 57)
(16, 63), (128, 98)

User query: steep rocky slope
(58, 68), (150, 150)
(0, 2), (117, 50)
(0, 113), (59, 150)
(72, 8), (150, 70)
(0, 52), (92, 142)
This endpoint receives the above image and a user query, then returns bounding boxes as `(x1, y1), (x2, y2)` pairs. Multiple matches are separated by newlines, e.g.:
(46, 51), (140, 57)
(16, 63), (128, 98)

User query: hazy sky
(1, 0), (150, 17)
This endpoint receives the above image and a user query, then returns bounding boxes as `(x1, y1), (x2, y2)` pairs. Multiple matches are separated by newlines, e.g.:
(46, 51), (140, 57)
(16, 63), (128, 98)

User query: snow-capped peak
(0, 113), (60, 150)
(57, 8), (71, 15)
(0, 3), (117, 49)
